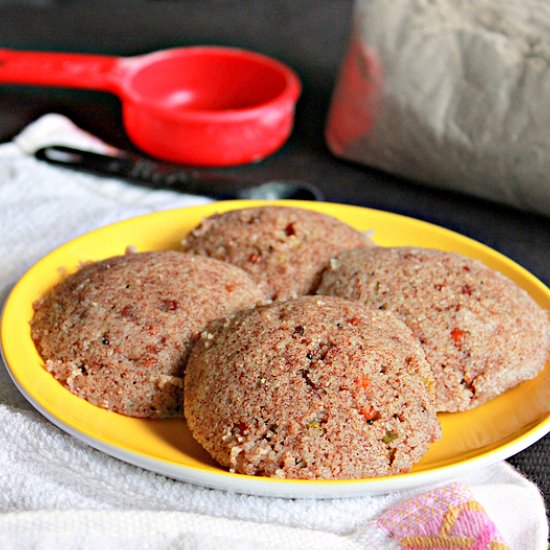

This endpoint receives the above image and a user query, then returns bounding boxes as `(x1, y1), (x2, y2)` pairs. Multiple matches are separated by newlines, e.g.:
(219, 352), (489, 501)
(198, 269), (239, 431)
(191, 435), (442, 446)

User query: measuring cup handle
(0, 49), (122, 93)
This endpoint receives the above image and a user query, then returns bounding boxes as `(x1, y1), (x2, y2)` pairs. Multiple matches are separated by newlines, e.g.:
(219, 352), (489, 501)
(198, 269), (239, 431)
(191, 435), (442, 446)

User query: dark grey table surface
(0, 0), (547, 512)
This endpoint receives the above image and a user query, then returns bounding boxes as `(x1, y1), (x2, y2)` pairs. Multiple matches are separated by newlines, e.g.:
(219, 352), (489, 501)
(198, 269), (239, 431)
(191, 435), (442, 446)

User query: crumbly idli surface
(184, 296), (440, 480)
(31, 250), (264, 418)
(182, 206), (373, 300)
(317, 247), (549, 412)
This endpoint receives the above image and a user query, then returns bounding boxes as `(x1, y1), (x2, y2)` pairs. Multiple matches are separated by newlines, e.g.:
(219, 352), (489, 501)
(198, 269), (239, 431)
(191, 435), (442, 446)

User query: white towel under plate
(0, 115), (547, 549)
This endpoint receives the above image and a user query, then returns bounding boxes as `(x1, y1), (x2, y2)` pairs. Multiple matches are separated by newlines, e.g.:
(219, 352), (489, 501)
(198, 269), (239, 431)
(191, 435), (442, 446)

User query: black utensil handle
(34, 145), (243, 199)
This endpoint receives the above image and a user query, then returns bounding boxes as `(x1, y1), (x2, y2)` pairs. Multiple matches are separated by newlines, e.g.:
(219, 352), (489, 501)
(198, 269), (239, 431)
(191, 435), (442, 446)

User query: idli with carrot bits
(31, 250), (264, 418)
(182, 205), (373, 300)
(317, 246), (549, 412)
(184, 295), (441, 480)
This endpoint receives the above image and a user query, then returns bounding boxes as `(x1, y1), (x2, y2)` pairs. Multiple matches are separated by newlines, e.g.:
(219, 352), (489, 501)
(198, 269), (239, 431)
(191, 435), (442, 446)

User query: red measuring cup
(0, 46), (301, 166)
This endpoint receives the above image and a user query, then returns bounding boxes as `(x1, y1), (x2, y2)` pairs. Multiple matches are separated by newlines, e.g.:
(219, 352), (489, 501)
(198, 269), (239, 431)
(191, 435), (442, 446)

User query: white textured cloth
(0, 115), (547, 549)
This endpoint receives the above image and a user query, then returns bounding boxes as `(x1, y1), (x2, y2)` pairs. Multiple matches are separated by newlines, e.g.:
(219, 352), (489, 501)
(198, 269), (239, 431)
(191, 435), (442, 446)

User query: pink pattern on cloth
(377, 482), (510, 549)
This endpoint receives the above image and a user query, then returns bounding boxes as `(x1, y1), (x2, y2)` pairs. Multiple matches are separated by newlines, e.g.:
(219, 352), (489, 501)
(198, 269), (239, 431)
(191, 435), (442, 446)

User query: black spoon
(35, 145), (324, 201)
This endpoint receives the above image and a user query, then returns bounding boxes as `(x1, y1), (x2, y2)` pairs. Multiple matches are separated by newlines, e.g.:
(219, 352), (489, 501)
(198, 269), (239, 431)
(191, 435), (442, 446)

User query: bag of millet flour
(326, 0), (550, 217)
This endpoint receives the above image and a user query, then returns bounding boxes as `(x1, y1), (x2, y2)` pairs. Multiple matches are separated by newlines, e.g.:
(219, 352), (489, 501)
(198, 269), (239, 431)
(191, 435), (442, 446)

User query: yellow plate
(1, 200), (549, 498)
